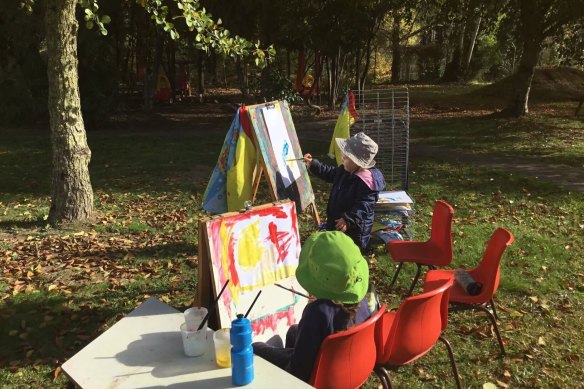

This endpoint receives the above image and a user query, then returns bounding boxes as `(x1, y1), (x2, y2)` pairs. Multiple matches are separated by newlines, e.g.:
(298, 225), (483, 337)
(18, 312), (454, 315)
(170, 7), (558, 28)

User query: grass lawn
(1, 86), (583, 388)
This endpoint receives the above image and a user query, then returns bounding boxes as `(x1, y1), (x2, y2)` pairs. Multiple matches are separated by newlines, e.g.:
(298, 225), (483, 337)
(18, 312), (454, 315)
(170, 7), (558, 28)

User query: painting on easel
(202, 101), (319, 224)
(261, 106), (302, 188)
(198, 201), (308, 342)
(247, 101), (316, 217)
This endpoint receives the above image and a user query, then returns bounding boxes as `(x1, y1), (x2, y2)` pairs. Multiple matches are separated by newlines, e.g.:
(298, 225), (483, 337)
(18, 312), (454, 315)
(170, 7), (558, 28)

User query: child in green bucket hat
(252, 231), (379, 383)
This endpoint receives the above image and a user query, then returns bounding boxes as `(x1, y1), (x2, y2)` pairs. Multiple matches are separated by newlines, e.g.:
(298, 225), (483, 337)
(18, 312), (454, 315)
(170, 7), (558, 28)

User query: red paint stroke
(266, 222), (293, 263)
(239, 107), (254, 141)
(227, 230), (240, 288)
(231, 206), (289, 224)
(250, 307), (296, 337)
(290, 204), (298, 237)
(207, 221), (240, 288)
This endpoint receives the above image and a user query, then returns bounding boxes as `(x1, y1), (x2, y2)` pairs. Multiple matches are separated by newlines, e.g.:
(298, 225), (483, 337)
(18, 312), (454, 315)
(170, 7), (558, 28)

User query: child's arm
(306, 157), (339, 183)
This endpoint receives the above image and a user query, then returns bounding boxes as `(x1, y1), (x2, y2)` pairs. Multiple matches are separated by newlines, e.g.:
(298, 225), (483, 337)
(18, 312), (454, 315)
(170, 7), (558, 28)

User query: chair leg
(473, 304), (506, 356)
(374, 365), (392, 389)
(388, 262), (403, 290)
(406, 264), (423, 297)
(489, 298), (499, 320)
(438, 335), (462, 389)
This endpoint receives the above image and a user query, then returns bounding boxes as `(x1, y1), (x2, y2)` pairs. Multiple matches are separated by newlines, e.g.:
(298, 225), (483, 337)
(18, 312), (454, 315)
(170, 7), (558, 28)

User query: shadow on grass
(0, 284), (191, 369)
(0, 219), (47, 230)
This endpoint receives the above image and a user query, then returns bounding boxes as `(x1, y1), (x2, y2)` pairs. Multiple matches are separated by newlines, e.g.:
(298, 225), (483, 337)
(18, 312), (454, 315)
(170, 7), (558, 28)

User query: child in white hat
(303, 132), (385, 251)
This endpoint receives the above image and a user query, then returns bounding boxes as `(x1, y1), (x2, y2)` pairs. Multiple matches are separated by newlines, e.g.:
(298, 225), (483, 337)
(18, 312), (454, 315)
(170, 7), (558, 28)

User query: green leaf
(101, 15), (111, 24)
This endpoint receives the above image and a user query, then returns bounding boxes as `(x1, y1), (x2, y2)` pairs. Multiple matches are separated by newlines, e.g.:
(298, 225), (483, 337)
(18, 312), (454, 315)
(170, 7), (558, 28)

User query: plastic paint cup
(180, 323), (207, 357)
(184, 307), (208, 331)
(213, 328), (231, 368)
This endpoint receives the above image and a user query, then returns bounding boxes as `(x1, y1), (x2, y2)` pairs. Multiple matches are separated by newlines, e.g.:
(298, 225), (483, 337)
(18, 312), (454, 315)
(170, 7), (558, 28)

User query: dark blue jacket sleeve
(286, 302), (330, 382)
(308, 159), (339, 184)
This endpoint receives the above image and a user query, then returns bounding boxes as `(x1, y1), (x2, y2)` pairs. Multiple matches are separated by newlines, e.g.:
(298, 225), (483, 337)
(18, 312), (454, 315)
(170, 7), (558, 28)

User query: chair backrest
(472, 227), (515, 299)
(375, 277), (454, 366)
(429, 200), (454, 265)
(310, 305), (387, 389)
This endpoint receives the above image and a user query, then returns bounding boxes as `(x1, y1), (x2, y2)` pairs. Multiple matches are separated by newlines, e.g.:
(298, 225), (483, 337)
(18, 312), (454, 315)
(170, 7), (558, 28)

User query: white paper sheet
(262, 106), (302, 188)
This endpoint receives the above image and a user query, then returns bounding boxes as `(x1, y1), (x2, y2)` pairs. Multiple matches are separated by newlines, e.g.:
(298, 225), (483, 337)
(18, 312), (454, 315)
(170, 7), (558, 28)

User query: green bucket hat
(296, 231), (369, 304)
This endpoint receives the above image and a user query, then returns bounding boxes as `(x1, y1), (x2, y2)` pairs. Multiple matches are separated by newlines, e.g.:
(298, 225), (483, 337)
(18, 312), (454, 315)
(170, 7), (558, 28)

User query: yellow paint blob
(237, 220), (264, 269)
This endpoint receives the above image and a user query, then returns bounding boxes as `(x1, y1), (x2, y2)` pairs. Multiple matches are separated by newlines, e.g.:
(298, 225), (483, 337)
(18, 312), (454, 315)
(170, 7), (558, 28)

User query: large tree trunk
(502, 0), (546, 117)
(45, 0), (93, 225)
(503, 38), (542, 117)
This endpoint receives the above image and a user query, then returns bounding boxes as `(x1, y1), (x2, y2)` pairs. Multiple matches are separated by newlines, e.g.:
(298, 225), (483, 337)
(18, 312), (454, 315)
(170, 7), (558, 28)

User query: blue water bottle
(230, 314), (254, 386)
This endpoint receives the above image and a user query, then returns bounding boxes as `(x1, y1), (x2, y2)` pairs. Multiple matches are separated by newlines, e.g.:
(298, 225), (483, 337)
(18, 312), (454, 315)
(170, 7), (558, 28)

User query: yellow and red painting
(206, 202), (307, 341)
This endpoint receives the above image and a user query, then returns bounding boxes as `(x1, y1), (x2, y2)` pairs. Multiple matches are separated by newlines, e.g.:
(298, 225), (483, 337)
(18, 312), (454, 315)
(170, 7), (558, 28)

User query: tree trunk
(463, 15), (481, 75)
(166, 39), (176, 100)
(391, 14), (401, 83)
(503, 38), (542, 116)
(354, 47), (361, 89)
(360, 39), (372, 90)
(197, 50), (205, 99)
(502, 0), (546, 117)
(235, 58), (249, 97)
(45, 0), (93, 225)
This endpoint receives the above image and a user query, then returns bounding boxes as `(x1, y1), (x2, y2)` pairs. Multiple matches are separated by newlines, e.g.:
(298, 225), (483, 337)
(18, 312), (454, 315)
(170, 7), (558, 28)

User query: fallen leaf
(483, 383), (497, 389)
(54, 366), (62, 382)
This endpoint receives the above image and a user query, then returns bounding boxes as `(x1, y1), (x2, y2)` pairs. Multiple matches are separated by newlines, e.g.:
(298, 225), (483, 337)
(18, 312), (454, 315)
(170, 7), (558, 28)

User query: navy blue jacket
(309, 159), (385, 250)
(287, 299), (372, 382)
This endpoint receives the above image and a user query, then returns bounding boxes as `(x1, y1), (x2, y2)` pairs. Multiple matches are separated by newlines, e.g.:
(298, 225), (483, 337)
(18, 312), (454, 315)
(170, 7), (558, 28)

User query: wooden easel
(245, 101), (320, 226)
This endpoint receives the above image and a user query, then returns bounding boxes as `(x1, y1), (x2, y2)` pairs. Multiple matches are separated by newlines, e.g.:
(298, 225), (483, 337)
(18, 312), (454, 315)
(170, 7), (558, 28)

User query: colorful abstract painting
(206, 202), (308, 341)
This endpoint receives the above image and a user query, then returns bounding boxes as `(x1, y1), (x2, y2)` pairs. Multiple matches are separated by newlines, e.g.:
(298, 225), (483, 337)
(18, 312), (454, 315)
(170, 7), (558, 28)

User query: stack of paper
(375, 190), (414, 212)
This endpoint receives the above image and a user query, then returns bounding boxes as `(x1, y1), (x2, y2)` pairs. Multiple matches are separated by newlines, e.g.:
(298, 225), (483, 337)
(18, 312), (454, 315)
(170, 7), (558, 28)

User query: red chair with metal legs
(387, 200), (454, 296)
(309, 305), (386, 389)
(423, 227), (515, 355)
(373, 277), (461, 389)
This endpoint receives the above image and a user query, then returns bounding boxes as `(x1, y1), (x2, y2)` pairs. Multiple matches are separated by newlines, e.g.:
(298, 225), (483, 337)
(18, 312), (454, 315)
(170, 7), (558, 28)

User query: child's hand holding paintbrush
(286, 154), (312, 168)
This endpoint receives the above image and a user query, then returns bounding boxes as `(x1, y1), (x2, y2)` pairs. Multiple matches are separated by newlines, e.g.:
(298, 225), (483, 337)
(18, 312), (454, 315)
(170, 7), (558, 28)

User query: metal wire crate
(350, 88), (413, 244)
(350, 88), (410, 191)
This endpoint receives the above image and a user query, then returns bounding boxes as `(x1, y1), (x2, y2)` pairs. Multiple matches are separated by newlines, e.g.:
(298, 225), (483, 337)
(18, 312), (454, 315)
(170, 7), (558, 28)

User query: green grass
(1, 87), (584, 388)
(411, 114), (584, 167)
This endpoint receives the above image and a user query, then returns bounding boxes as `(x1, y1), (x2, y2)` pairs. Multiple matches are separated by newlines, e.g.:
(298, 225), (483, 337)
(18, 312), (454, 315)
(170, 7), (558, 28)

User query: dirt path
(295, 119), (584, 194)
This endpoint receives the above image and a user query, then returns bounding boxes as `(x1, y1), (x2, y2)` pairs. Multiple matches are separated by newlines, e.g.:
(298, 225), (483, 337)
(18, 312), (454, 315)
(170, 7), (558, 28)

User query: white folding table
(62, 298), (313, 388)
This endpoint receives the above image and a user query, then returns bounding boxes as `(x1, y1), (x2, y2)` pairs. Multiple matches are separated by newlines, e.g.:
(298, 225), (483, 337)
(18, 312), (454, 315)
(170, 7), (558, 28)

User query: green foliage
(79, 0), (111, 35)
(134, 0), (275, 68)
(467, 32), (503, 81)
(253, 67), (303, 104)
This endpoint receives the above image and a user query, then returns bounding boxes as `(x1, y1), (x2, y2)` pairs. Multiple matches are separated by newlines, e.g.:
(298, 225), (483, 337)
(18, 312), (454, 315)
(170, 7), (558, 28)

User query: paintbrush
(197, 279), (230, 331)
(285, 158), (305, 162)
(244, 290), (262, 318)
(274, 283), (309, 298)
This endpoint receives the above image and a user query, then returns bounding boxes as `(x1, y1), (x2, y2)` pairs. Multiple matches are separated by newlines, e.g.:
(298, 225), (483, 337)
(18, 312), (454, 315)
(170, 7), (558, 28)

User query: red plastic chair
(387, 200), (454, 296)
(309, 305), (387, 389)
(423, 227), (515, 355)
(374, 277), (460, 389)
